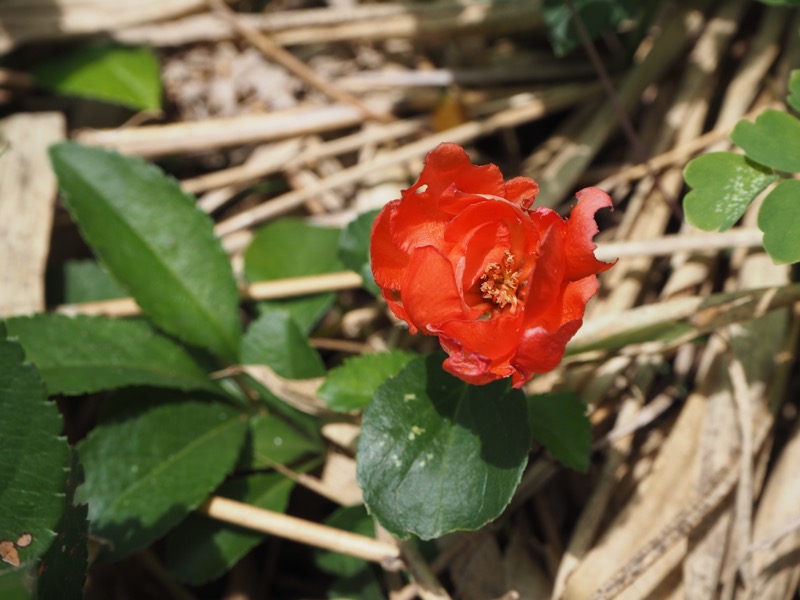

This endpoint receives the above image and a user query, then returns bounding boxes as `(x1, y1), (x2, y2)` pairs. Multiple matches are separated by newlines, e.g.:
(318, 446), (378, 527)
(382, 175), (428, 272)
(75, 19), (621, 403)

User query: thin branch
(200, 496), (400, 564)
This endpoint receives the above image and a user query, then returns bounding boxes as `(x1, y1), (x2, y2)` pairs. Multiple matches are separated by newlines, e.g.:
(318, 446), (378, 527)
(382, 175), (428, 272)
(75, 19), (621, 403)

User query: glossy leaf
(0, 328), (69, 571)
(730, 109), (800, 173)
(5, 314), (217, 395)
(357, 354), (530, 540)
(319, 351), (417, 412)
(789, 69), (800, 113)
(528, 392), (592, 472)
(49, 142), (242, 361)
(36, 451), (88, 600)
(245, 218), (343, 334)
(76, 398), (247, 562)
(242, 308), (324, 379)
(339, 210), (381, 296)
(244, 414), (323, 468)
(758, 179), (800, 264)
(166, 473), (293, 585)
(33, 43), (161, 111)
(683, 152), (777, 231)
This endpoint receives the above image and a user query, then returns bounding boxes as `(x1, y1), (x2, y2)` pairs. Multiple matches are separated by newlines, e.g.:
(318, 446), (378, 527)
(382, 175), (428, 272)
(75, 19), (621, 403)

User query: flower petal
(504, 176), (539, 210)
(564, 187), (615, 281)
(401, 245), (477, 333)
(370, 200), (407, 289)
(415, 143), (505, 198)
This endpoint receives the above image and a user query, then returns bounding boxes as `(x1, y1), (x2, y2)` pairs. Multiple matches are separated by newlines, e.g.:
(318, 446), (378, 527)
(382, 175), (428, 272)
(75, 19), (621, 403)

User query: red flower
(370, 143), (614, 388)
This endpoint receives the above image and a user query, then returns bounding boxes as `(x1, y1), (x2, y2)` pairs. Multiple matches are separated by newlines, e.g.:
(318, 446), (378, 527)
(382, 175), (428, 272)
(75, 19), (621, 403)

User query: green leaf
(731, 109), (800, 173)
(357, 355), (530, 540)
(315, 506), (374, 577)
(244, 414), (323, 468)
(319, 351), (417, 412)
(683, 152), (777, 231)
(242, 308), (324, 379)
(47, 259), (126, 305)
(758, 179), (800, 264)
(166, 473), (293, 585)
(0, 569), (32, 600)
(76, 398), (247, 562)
(32, 43), (161, 112)
(339, 210), (381, 296)
(49, 142), (242, 361)
(36, 451), (88, 600)
(527, 392), (592, 472)
(542, 0), (641, 56)
(788, 70), (800, 113)
(5, 314), (217, 395)
(327, 569), (384, 600)
(0, 328), (70, 571)
(244, 219), (343, 334)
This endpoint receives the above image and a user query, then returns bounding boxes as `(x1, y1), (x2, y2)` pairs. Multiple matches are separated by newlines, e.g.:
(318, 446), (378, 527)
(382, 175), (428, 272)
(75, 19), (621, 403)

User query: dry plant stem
(397, 540), (453, 600)
(200, 496), (400, 564)
(213, 82), (600, 236)
(55, 271), (363, 317)
(115, 1), (542, 47)
(207, 0), (392, 123)
(589, 459), (740, 600)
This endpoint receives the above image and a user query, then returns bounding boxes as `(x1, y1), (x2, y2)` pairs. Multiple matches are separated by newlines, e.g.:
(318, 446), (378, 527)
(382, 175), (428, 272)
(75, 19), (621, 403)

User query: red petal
(370, 200), (407, 289)
(415, 143), (505, 198)
(564, 187), (615, 281)
(439, 312), (523, 361)
(510, 320), (583, 385)
(401, 246), (476, 333)
(504, 176), (539, 209)
(521, 211), (566, 324)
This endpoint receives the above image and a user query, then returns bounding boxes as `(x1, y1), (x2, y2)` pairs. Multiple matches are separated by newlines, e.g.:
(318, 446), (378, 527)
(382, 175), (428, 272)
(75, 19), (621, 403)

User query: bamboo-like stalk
(200, 496), (400, 564)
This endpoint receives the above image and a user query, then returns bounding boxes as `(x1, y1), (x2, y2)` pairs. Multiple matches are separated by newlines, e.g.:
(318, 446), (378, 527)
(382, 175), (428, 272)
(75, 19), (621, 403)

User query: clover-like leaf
(357, 354), (530, 540)
(758, 179), (800, 264)
(528, 392), (591, 472)
(683, 152), (777, 231)
(730, 109), (800, 173)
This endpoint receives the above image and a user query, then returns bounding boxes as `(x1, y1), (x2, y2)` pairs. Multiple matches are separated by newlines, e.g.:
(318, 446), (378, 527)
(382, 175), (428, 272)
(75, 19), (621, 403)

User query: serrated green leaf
(527, 392), (592, 472)
(49, 142), (241, 361)
(788, 70), (800, 113)
(5, 314), (217, 395)
(0, 569), (32, 600)
(36, 451), (88, 600)
(76, 398), (247, 562)
(315, 506), (374, 577)
(319, 351), (417, 412)
(245, 219), (343, 334)
(242, 308), (324, 379)
(47, 259), (126, 305)
(33, 44), (161, 111)
(166, 473), (293, 585)
(758, 179), (800, 264)
(0, 330), (69, 571)
(543, 0), (641, 56)
(339, 210), (381, 296)
(731, 109), (800, 173)
(683, 152), (777, 231)
(357, 354), (530, 540)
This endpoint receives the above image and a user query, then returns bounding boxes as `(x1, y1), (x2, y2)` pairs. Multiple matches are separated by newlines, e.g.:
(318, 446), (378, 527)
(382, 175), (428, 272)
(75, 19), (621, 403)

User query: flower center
(479, 252), (523, 313)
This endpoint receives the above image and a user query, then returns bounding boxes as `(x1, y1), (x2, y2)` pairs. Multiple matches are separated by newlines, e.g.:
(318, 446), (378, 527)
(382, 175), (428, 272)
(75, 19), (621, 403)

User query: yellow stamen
(479, 252), (522, 313)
